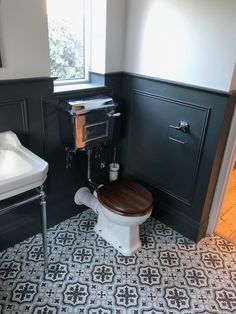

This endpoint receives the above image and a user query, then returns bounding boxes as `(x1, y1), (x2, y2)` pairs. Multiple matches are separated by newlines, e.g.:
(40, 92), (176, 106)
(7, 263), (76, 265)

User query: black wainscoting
(0, 77), (54, 154)
(105, 72), (235, 242)
(0, 74), (235, 250)
(0, 78), (114, 251)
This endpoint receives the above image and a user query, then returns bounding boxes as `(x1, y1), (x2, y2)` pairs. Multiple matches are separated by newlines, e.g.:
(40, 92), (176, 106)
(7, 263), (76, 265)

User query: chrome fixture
(0, 185), (48, 273)
(58, 96), (121, 188)
(87, 148), (98, 189)
(169, 121), (190, 133)
(58, 96), (118, 152)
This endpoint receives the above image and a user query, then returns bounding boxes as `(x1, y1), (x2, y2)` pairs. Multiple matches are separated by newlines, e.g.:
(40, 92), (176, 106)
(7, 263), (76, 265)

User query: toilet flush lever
(169, 121), (190, 133)
(107, 111), (121, 117)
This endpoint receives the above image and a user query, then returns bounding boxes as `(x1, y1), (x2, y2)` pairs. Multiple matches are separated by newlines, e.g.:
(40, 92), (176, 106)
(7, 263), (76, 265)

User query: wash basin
(0, 131), (48, 200)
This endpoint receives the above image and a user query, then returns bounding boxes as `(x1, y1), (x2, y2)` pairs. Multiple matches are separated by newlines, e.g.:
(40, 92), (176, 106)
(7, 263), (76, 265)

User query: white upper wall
(124, 0), (236, 92)
(0, 0), (50, 79)
(0, 0), (235, 92)
(105, 0), (126, 73)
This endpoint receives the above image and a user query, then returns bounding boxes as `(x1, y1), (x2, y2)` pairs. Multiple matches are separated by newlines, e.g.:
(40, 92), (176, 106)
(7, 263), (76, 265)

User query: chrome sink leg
(40, 185), (48, 274)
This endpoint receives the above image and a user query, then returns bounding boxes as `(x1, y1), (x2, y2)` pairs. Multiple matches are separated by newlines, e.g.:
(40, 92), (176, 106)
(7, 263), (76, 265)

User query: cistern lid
(97, 179), (153, 216)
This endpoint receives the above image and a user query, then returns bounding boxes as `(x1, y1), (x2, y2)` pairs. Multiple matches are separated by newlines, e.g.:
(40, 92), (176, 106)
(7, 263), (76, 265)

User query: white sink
(0, 131), (48, 200)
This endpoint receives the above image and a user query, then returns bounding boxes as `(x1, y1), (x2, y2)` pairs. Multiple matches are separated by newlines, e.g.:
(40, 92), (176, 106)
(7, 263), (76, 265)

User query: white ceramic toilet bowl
(94, 205), (151, 255)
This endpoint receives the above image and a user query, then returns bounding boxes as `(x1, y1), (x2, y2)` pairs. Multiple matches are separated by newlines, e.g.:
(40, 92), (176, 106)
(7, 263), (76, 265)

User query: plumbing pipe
(87, 149), (98, 189)
(74, 187), (100, 214)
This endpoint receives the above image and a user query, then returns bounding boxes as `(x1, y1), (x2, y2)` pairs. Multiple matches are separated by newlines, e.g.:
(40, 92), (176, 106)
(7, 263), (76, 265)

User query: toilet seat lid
(97, 179), (153, 216)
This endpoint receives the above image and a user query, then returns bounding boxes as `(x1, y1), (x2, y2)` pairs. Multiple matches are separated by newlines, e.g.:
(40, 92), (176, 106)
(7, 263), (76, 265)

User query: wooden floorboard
(215, 169), (236, 244)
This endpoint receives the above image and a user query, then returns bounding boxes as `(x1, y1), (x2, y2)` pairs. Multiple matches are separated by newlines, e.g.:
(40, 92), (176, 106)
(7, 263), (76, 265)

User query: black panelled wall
(0, 74), (235, 250)
(105, 73), (235, 241)
(0, 78), (113, 250)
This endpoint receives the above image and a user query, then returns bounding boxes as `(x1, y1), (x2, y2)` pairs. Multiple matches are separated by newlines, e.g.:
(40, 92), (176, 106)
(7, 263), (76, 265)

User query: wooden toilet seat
(97, 179), (153, 217)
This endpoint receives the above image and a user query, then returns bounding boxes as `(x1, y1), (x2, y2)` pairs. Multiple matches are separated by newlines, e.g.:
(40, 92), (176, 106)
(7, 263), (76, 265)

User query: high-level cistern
(58, 96), (118, 151)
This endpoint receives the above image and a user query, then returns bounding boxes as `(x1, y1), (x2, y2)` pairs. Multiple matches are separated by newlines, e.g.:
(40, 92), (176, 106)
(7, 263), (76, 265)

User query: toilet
(74, 179), (153, 256)
(59, 96), (153, 255)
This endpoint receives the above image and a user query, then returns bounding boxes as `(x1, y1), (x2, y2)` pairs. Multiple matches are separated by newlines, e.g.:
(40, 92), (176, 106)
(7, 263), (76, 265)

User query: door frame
(207, 107), (236, 234)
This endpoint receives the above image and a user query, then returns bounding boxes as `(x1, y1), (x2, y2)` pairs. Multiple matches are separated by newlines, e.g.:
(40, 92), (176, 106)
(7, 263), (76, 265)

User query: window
(46, 0), (89, 83)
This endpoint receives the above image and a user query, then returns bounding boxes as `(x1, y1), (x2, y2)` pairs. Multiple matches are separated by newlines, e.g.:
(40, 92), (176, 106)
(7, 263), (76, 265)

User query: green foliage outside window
(48, 20), (84, 81)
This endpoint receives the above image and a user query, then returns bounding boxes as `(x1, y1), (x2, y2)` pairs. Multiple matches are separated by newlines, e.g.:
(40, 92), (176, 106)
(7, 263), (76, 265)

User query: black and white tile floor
(0, 209), (236, 313)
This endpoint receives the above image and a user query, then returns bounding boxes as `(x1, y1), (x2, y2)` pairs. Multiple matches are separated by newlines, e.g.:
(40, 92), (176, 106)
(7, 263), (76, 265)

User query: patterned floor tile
(0, 209), (236, 313)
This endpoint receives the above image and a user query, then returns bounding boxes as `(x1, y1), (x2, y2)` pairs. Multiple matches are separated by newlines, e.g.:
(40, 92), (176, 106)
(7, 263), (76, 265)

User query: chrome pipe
(87, 149), (98, 189)
(0, 194), (41, 216)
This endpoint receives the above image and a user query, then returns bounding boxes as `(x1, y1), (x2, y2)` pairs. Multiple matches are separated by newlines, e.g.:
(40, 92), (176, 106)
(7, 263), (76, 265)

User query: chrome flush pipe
(87, 149), (98, 190)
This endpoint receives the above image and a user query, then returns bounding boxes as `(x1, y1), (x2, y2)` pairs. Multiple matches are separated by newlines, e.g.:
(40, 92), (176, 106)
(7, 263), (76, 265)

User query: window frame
(47, 0), (91, 86)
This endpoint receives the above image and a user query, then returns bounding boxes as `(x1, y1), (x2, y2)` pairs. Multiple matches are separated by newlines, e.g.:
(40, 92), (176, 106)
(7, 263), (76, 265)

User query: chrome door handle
(169, 121), (190, 133)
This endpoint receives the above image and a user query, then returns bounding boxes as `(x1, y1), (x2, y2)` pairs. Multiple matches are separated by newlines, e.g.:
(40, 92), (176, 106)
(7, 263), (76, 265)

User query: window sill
(53, 82), (106, 95)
